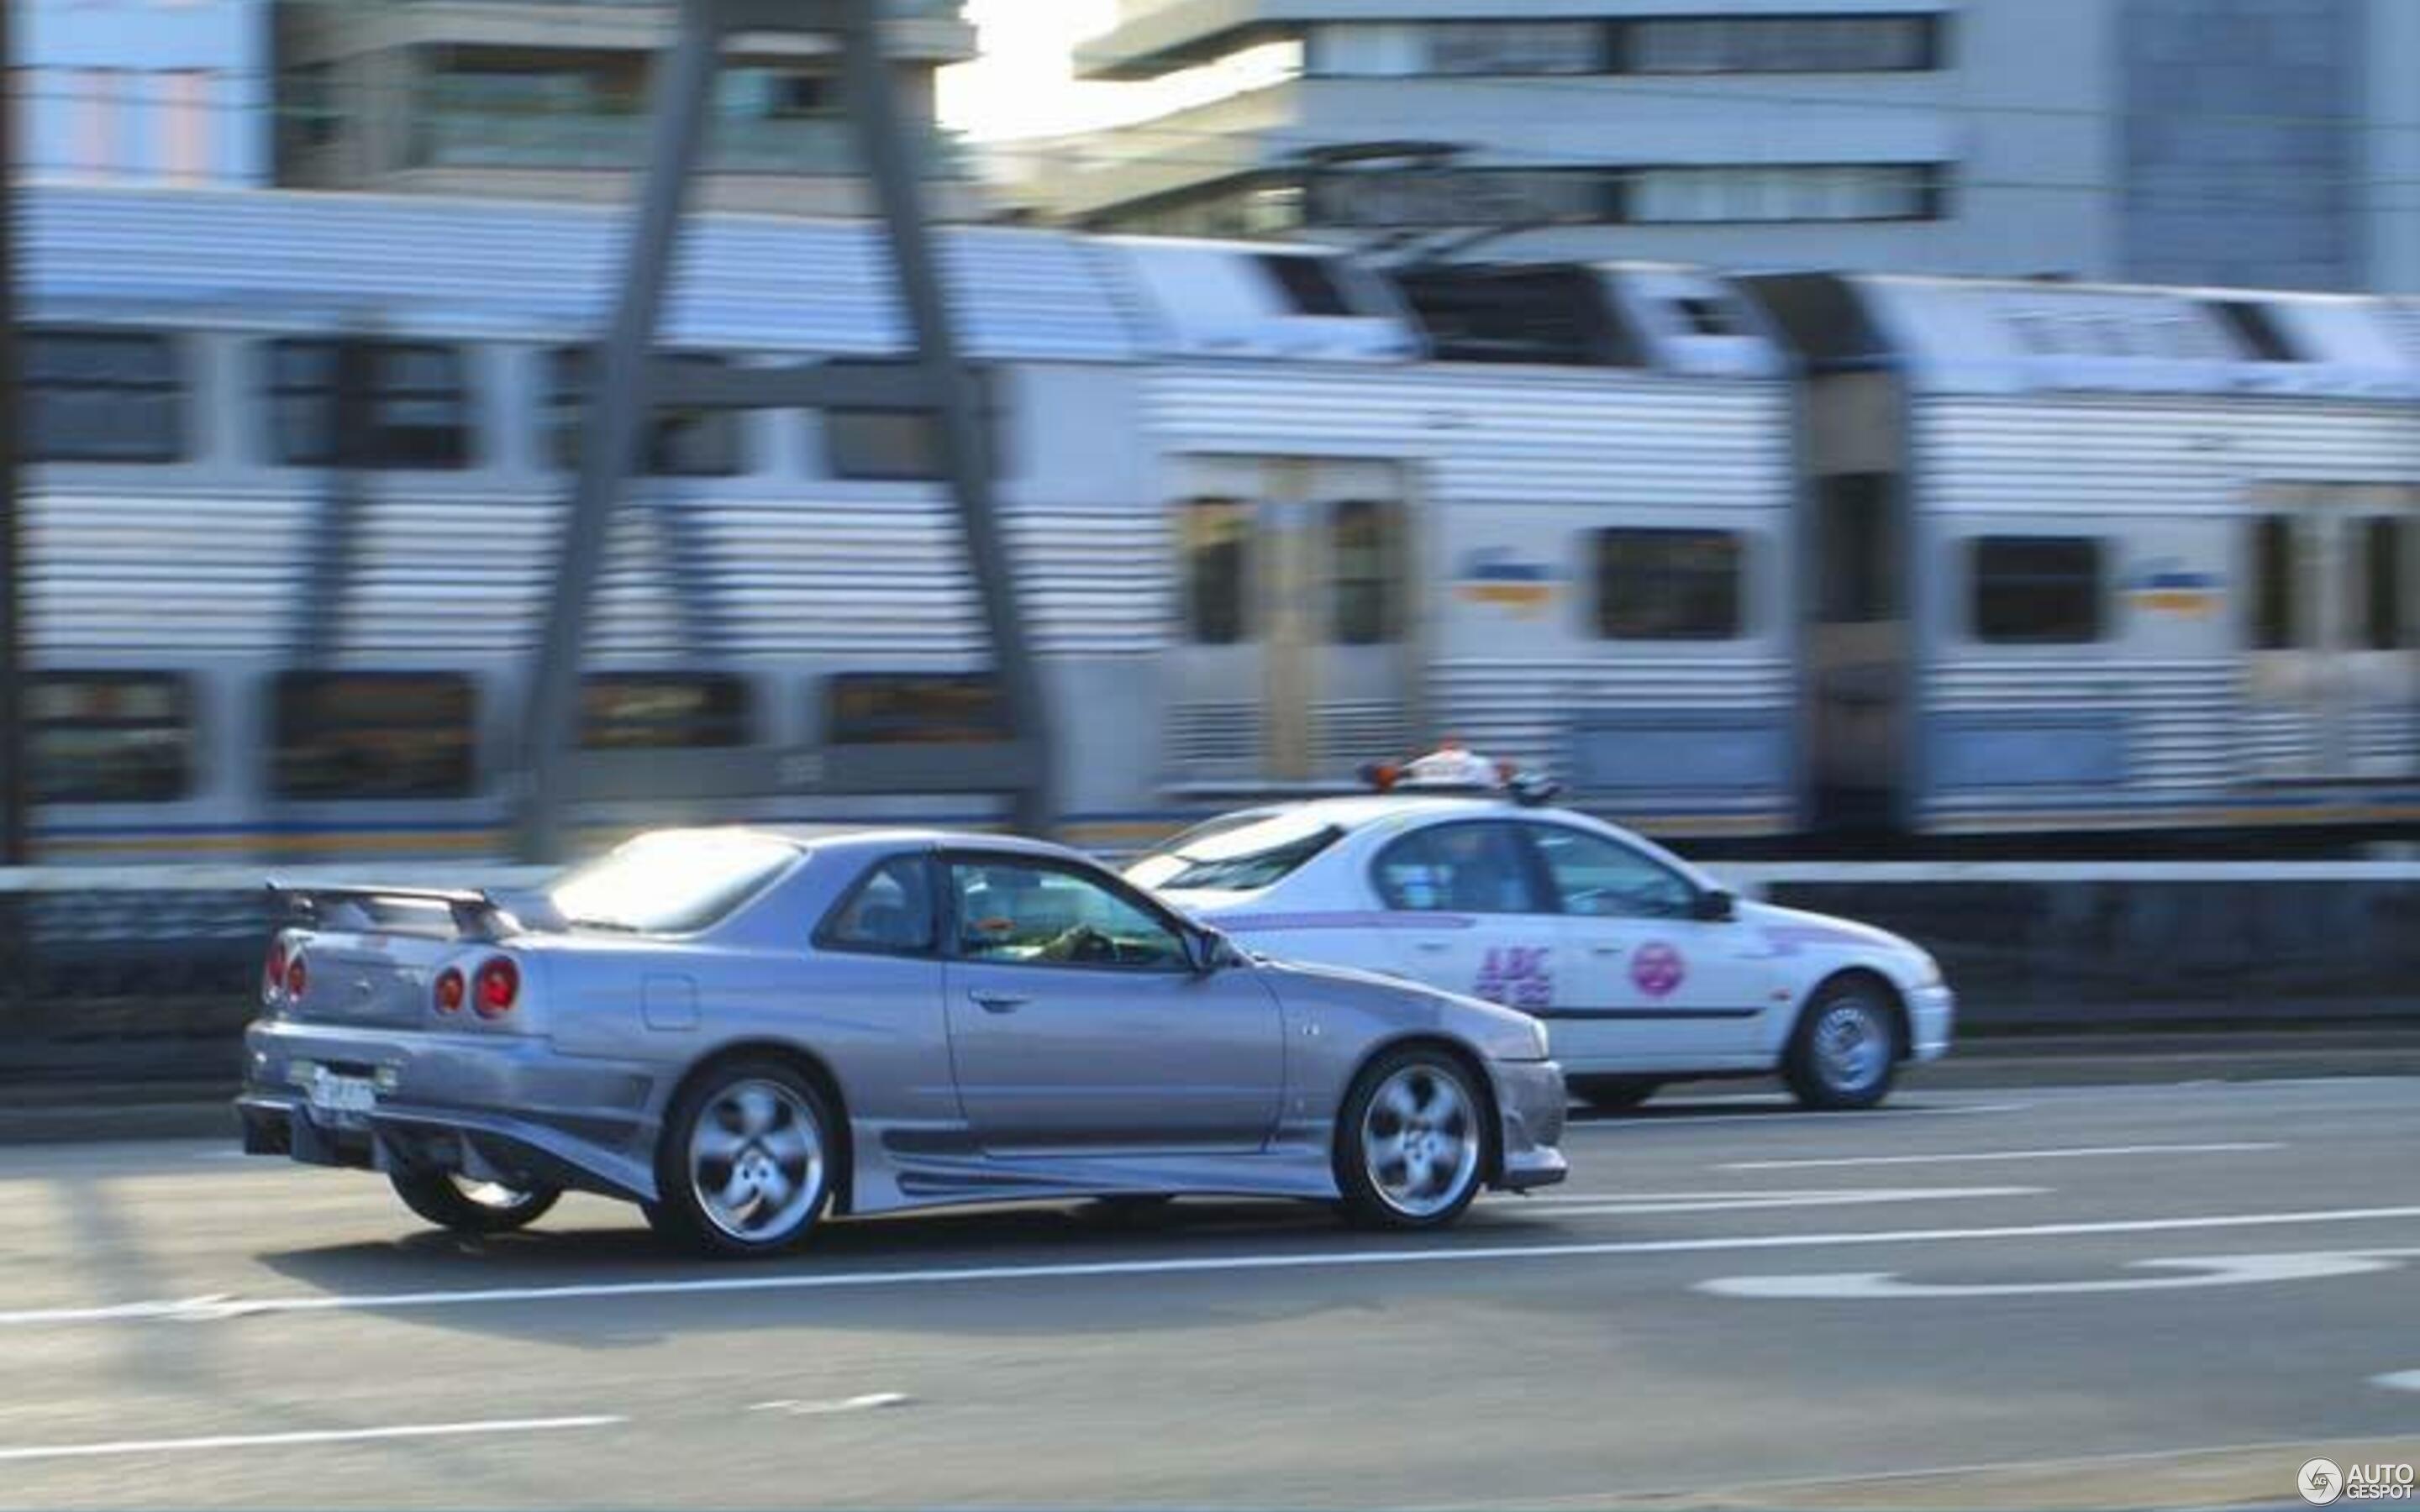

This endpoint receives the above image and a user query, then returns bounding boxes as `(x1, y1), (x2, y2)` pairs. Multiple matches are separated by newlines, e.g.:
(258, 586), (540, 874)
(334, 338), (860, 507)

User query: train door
(2246, 486), (2420, 780)
(1168, 459), (1417, 785)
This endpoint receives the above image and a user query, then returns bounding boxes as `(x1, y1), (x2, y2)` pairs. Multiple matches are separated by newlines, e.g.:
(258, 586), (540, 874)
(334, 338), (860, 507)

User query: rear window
(1127, 811), (1343, 893)
(549, 831), (802, 936)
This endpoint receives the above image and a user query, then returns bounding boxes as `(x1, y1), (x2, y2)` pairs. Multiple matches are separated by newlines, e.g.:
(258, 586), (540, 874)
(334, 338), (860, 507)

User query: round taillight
(474, 958), (519, 1019)
(434, 967), (466, 1015)
(284, 953), (308, 1000)
(264, 940), (288, 1004)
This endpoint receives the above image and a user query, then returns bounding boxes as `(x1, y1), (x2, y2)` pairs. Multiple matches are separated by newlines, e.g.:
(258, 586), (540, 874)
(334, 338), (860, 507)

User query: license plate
(306, 1073), (378, 1115)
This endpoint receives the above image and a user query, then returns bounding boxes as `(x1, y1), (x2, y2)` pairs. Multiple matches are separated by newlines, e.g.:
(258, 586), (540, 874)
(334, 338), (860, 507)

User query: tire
(1334, 1046), (1490, 1231)
(1568, 1075), (1662, 1112)
(650, 1058), (839, 1259)
(389, 1169), (562, 1236)
(1783, 978), (1903, 1110)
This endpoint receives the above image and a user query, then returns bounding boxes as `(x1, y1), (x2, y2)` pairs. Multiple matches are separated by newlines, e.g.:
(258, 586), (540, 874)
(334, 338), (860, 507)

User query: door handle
(969, 990), (1028, 1015)
(1413, 941), (1453, 955)
(1591, 945), (1627, 958)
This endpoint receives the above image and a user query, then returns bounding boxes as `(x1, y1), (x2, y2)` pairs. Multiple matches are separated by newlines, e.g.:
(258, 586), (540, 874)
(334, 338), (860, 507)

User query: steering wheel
(1044, 924), (1118, 964)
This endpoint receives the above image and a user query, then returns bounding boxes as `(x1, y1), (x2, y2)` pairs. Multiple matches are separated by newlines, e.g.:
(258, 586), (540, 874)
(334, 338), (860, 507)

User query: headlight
(1910, 952), (1945, 990)
(1529, 1018), (1553, 1061)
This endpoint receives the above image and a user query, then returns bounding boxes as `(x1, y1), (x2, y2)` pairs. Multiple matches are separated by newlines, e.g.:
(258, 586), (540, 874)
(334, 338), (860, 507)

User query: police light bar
(1359, 746), (1563, 806)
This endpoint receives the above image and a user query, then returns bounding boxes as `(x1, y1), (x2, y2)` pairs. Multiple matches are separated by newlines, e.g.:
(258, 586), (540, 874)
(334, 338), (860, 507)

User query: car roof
(747, 826), (1086, 863)
(1212, 794), (1536, 833)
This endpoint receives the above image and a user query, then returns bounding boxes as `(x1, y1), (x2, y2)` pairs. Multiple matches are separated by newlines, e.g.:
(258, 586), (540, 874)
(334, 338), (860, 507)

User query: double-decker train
(18, 184), (2420, 863)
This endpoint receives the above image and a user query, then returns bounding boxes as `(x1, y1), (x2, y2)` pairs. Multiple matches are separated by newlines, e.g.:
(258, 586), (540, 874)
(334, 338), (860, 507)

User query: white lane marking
(1702, 1249), (2420, 1299)
(1569, 1102), (2033, 1131)
(7, 1203), (2420, 1331)
(2377, 1372), (2420, 1394)
(0, 1415), (623, 1464)
(748, 1393), (913, 1417)
(1518, 1186), (2045, 1217)
(1720, 1142), (2284, 1171)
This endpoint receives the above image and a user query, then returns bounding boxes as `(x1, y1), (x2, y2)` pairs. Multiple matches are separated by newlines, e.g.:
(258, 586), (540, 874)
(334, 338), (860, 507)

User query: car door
(1367, 819), (1561, 1012)
(940, 852), (1285, 1157)
(1521, 822), (1779, 1073)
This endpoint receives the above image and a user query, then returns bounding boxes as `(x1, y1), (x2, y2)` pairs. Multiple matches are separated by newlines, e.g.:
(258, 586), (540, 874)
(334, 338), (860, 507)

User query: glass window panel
(24, 330), (186, 463)
(271, 673), (478, 800)
(1595, 529), (1745, 640)
(28, 673), (195, 803)
(1372, 822), (1548, 915)
(1971, 537), (2106, 644)
(1527, 825), (1696, 920)
(825, 674), (1007, 746)
(1182, 499), (1254, 646)
(949, 858), (1188, 970)
(1332, 500), (1404, 646)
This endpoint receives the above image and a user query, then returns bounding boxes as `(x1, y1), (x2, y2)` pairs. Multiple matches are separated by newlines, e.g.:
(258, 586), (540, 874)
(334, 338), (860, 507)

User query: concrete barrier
(0, 862), (2412, 1087)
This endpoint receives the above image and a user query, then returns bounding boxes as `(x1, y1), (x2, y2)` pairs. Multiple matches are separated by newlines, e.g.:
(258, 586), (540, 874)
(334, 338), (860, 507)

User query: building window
(1629, 164), (1946, 224)
(30, 674), (196, 804)
(1595, 529), (1745, 641)
(546, 349), (744, 476)
(1628, 15), (1941, 74)
(1332, 501), (1406, 646)
(2250, 515), (2296, 650)
(24, 329), (186, 464)
(265, 340), (475, 470)
(1426, 21), (1610, 76)
(581, 674), (753, 750)
(825, 674), (1007, 746)
(1971, 537), (2105, 644)
(1181, 500), (1253, 646)
(271, 673), (479, 801)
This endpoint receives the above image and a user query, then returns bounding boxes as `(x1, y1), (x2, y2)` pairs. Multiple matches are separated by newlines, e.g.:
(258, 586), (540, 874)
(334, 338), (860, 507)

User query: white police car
(1126, 747), (1954, 1111)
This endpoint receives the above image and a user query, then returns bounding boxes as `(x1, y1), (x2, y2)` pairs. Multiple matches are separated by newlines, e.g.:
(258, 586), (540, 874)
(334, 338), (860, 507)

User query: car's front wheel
(1334, 1047), (1489, 1231)
(650, 1059), (837, 1259)
(389, 1169), (561, 1236)
(1784, 979), (1903, 1110)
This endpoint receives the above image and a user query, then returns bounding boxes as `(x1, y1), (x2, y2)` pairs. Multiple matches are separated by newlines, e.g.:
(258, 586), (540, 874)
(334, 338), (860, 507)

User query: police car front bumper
(1907, 984), (1956, 1062)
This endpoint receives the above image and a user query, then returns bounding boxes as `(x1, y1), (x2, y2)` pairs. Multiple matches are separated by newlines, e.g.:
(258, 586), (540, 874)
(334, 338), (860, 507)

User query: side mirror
(1692, 889), (1739, 924)
(1187, 928), (1240, 974)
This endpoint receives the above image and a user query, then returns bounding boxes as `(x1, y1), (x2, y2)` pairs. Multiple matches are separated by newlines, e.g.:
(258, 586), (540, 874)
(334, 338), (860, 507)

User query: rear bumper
(1487, 1058), (1569, 1191)
(239, 1018), (663, 1202)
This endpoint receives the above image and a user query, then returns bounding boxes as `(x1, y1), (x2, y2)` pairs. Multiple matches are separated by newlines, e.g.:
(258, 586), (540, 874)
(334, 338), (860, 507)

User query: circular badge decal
(1632, 942), (1686, 1000)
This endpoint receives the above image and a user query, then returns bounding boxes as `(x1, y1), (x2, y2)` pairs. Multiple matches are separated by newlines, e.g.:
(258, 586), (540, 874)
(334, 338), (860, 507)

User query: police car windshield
(1128, 814), (1344, 893)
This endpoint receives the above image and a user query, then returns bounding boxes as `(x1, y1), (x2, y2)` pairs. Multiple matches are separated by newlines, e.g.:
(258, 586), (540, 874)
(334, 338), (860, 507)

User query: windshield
(549, 831), (801, 935)
(1126, 812), (1343, 894)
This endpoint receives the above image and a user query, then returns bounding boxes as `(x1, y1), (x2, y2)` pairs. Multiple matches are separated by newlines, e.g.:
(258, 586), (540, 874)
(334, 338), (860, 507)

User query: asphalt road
(2, 1077), (2417, 1510)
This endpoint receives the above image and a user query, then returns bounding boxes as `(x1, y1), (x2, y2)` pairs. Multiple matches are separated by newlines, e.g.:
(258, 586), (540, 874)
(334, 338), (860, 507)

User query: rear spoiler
(267, 883), (544, 942)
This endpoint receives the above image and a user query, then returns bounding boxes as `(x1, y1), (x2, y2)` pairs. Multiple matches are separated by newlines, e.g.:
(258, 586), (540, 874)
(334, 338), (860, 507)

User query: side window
(818, 856), (937, 958)
(2249, 516), (2296, 650)
(1971, 536), (2104, 644)
(1372, 822), (1548, 915)
(1527, 825), (1696, 921)
(581, 674), (753, 750)
(271, 672), (477, 800)
(1595, 528), (1744, 640)
(264, 339), (473, 470)
(546, 348), (744, 477)
(1181, 499), (1253, 645)
(1332, 499), (1406, 646)
(825, 673), (1007, 746)
(948, 858), (1188, 971)
(30, 673), (197, 803)
(24, 328), (187, 464)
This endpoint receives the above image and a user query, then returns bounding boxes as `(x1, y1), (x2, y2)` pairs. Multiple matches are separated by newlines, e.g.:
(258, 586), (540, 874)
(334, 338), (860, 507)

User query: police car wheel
(1568, 1076), (1661, 1112)
(1784, 979), (1902, 1110)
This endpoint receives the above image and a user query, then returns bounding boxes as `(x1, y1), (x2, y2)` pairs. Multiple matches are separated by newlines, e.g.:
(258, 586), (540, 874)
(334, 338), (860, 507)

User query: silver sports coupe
(239, 828), (1568, 1257)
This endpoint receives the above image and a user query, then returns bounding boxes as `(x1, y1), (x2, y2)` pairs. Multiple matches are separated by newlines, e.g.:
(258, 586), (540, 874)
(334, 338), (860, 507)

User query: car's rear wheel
(1334, 1047), (1488, 1231)
(1568, 1075), (1662, 1112)
(651, 1060), (837, 1259)
(1784, 979), (1902, 1110)
(389, 1169), (561, 1236)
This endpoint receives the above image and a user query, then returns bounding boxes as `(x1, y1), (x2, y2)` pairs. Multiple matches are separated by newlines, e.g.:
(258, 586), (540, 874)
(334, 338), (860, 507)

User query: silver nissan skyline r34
(239, 828), (1568, 1257)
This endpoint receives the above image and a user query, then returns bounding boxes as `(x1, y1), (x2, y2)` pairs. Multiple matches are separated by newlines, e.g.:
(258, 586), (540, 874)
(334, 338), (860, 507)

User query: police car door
(1521, 822), (1773, 1073)
(1365, 819), (1560, 1012)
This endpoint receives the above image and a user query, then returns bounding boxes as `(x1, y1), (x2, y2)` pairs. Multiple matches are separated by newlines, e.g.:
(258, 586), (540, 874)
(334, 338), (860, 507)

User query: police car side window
(1528, 825), (1696, 921)
(1373, 822), (1547, 915)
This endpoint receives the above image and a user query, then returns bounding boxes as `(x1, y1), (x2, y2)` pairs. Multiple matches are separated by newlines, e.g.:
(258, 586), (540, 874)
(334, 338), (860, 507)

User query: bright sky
(938, 1), (1297, 143)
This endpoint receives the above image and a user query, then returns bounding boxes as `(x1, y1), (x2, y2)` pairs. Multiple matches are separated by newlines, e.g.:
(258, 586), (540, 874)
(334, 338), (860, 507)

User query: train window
(816, 361), (1002, 482)
(271, 673), (477, 801)
(265, 340), (475, 470)
(29, 674), (195, 803)
(1594, 529), (1744, 640)
(1182, 500), (1254, 645)
(24, 329), (186, 464)
(545, 349), (744, 477)
(1260, 255), (1354, 317)
(1970, 537), (2105, 644)
(2250, 516), (2297, 650)
(581, 674), (753, 750)
(1332, 500), (1406, 645)
(2361, 518), (2408, 651)
(825, 673), (1007, 746)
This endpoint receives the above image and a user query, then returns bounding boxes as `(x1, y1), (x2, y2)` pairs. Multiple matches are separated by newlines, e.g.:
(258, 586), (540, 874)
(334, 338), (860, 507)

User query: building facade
(18, 0), (272, 186)
(271, 0), (985, 218)
(1030, 0), (2420, 291)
